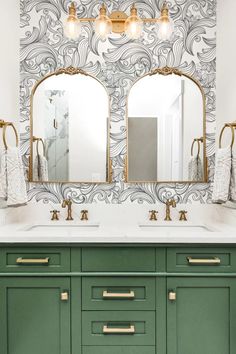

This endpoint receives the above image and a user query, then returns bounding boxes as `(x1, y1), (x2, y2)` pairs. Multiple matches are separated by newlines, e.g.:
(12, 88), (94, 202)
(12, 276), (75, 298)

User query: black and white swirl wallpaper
(20, 0), (216, 204)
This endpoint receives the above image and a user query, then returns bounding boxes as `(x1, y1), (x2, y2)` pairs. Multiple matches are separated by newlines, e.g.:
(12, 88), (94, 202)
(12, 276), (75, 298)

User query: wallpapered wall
(20, 0), (216, 204)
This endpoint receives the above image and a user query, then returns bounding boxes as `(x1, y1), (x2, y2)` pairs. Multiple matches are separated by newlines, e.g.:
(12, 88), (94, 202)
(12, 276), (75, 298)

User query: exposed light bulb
(64, 2), (81, 41)
(125, 4), (143, 40)
(157, 1), (174, 40)
(94, 4), (112, 40)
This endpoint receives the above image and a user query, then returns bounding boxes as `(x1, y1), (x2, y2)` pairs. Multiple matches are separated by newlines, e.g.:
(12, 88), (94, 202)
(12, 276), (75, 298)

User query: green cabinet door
(0, 277), (71, 354)
(167, 277), (236, 354)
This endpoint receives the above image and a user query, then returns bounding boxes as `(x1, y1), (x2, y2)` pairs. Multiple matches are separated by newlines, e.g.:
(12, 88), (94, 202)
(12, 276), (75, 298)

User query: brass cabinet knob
(168, 291), (176, 301)
(61, 292), (69, 301)
(50, 210), (60, 221)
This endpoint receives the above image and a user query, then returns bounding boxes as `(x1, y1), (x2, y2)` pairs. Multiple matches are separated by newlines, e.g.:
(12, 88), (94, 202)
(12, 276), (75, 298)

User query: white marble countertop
(0, 202), (235, 244)
(0, 220), (235, 244)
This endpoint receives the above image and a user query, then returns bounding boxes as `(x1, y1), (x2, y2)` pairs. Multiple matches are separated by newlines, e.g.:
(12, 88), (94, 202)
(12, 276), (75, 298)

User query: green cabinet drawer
(82, 311), (155, 346)
(82, 277), (155, 310)
(82, 346), (155, 354)
(0, 247), (70, 272)
(81, 247), (156, 272)
(167, 247), (236, 273)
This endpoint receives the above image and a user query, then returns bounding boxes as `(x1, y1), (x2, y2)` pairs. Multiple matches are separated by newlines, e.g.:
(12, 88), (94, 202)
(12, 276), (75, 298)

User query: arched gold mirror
(29, 67), (111, 183)
(126, 67), (207, 183)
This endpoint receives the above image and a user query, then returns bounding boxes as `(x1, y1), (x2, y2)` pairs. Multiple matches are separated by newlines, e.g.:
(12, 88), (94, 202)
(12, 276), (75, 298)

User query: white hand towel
(188, 156), (204, 181)
(212, 146), (231, 203)
(6, 147), (28, 207)
(230, 150), (236, 202)
(33, 154), (49, 181)
(0, 148), (7, 208)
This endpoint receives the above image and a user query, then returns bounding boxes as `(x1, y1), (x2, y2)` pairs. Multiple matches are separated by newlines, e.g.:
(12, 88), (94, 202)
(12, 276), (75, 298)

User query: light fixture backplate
(109, 11), (128, 33)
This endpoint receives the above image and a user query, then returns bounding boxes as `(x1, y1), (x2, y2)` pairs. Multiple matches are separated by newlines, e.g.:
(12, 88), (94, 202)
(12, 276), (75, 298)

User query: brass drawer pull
(102, 290), (135, 299)
(103, 325), (135, 334)
(16, 257), (50, 265)
(187, 257), (221, 265)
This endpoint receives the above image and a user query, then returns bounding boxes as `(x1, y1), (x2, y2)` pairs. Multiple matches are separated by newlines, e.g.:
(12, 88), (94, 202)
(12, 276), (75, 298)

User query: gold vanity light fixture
(64, 1), (175, 40)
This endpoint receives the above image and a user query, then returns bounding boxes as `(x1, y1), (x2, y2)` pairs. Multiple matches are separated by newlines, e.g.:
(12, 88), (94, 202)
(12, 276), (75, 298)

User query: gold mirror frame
(29, 66), (112, 184)
(125, 66), (208, 183)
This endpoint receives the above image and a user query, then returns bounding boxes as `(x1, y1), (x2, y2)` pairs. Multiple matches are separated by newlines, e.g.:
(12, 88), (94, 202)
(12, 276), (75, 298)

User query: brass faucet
(62, 199), (73, 221)
(80, 210), (88, 221)
(149, 210), (158, 221)
(50, 210), (60, 221)
(179, 210), (188, 221)
(164, 199), (176, 221)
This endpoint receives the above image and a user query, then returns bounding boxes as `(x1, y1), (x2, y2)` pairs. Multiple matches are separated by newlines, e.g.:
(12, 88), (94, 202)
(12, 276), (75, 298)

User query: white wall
(216, 0), (236, 149)
(0, 1), (20, 125)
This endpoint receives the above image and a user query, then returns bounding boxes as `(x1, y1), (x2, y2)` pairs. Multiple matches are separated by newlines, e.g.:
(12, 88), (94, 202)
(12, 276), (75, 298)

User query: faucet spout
(62, 198), (73, 221)
(164, 199), (176, 221)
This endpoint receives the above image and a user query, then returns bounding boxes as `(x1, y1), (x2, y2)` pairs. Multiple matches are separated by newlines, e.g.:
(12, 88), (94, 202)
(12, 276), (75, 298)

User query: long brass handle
(103, 325), (135, 334)
(16, 257), (50, 265)
(187, 257), (221, 265)
(103, 290), (135, 299)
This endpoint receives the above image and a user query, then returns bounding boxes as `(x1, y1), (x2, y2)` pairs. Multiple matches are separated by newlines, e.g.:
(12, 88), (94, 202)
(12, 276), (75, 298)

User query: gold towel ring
(33, 136), (46, 157)
(191, 139), (200, 157)
(2, 123), (19, 150)
(219, 124), (235, 148)
(191, 137), (203, 157)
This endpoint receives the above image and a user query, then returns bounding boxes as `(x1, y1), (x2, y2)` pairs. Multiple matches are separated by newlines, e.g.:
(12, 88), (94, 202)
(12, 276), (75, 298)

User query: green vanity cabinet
(0, 277), (71, 354)
(167, 277), (236, 354)
(0, 245), (235, 354)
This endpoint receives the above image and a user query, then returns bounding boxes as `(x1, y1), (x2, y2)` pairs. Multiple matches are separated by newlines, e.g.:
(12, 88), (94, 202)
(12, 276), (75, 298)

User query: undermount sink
(139, 223), (216, 233)
(22, 223), (100, 232)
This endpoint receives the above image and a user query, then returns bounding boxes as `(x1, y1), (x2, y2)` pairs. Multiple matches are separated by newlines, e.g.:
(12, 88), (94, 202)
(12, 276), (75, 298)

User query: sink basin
(139, 223), (215, 233)
(22, 223), (100, 232)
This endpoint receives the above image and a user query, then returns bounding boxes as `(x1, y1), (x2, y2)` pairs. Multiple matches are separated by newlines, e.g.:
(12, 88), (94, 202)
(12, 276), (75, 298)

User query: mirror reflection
(30, 68), (110, 183)
(127, 68), (206, 183)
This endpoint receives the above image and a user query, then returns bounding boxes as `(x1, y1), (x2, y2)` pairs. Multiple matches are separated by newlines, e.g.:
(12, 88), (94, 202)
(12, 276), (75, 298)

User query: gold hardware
(16, 257), (49, 265)
(191, 137), (204, 158)
(125, 66), (208, 184)
(109, 11), (128, 33)
(65, 2), (171, 34)
(103, 325), (135, 334)
(80, 210), (88, 221)
(168, 291), (176, 301)
(62, 199), (73, 221)
(29, 66), (111, 184)
(149, 210), (158, 221)
(124, 155), (128, 182)
(33, 136), (46, 157)
(68, 2), (76, 17)
(187, 257), (221, 265)
(179, 210), (188, 221)
(103, 290), (135, 299)
(109, 158), (113, 183)
(219, 122), (236, 148)
(0, 120), (19, 150)
(50, 210), (60, 221)
(61, 291), (69, 301)
(164, 199), (176, 221)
